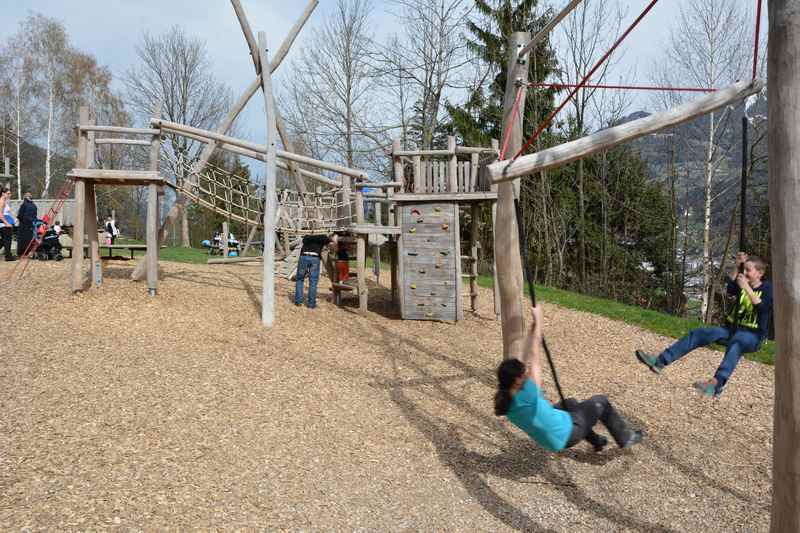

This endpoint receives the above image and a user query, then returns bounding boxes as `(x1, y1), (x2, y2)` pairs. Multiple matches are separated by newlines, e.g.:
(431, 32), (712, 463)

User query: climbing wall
(398, 202), (462, 321)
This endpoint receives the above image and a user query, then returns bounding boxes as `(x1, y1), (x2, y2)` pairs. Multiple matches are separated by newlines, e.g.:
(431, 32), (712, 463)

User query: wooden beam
(768, 3), (800, 531)
(153, 119), (368, 180)
(495, 32), (530, 359)
(94, 138), (152, 146)
(66, 169), (162, 182)
(78, 125), (160, 135)
(489, 78), (764, 183)
(519, 0), (584, 58)
(208, 255), (263, 265)
(392, 192), (497, 202)
(259, 32), (278, 327)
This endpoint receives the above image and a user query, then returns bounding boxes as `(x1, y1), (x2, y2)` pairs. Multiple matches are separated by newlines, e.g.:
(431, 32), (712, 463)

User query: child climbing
(635, 252), (773, 398)
(495, 305), (642, 453)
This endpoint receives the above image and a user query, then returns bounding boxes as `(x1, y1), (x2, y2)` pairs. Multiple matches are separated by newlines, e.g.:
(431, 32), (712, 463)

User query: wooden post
(413, 155), (422, 193)
(454, 203), (463, 321)
(490, 137), (501, 319)
(146, 107), (161, 296)
(470, 203), (480, 312)
(222, 221), (229, 257)
(470, 152), (479, 192)
(374, 202), (382, 284)
(357, 234), (367, 312)
(495, 32), (529, 358)
(355, 187), (365, 224)
(769, 3), (800, 531)
(70, 107), (89, 293)
(85, 113), (102, 289)
(448, 136), (458, 192)
(259, 31), (278, 327)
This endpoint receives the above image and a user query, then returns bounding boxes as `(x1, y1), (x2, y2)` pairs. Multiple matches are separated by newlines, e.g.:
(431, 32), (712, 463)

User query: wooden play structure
(12, 0), (800, 529)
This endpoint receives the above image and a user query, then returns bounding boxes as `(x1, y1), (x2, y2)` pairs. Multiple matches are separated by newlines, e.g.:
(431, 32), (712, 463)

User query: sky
(2, 0), (766, 178)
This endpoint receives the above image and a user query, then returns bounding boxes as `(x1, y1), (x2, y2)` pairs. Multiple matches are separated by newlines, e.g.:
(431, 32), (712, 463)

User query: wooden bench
(63, 244), (152, 260)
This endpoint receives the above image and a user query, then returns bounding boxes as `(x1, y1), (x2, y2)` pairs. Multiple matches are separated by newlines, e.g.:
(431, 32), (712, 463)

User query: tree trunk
(577, 157), (586, 290)
(15, 93), (21, 200)
(700, 111), (716, 321)
(768, 3), (800, 530)
(180, 203), (190, 247)
(43, 82), (55, 199)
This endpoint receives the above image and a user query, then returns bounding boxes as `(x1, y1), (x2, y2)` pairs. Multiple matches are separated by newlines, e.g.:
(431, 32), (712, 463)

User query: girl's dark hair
(494, 359), (526, 416)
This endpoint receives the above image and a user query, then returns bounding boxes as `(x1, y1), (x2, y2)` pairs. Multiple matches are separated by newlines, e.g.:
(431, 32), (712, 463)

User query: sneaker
(622, 430), (643, 449)
(635, 350), (663, 374)
(591, 435), (608, 453)
(4, 255), (16, 262)
(692, 380), (718, 398)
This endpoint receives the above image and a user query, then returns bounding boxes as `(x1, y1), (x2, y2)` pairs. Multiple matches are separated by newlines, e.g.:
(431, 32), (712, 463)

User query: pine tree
(446, 0), (558, 147)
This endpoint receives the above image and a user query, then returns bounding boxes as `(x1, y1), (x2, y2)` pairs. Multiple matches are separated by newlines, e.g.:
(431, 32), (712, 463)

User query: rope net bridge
(162, 150), (355, 235)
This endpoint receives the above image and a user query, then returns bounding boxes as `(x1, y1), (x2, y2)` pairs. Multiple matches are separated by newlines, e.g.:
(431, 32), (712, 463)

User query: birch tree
(24, 14), (71, 198)
(655, 0), (752, 320)
(386, 0), (472, 150)
(0, 38), (34, 199)
(281, 0), (378, 172)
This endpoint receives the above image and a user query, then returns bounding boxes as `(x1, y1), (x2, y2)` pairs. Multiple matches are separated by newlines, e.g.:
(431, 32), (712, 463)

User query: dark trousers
(1, 226), (12, 258)
(17, 224), (33, 257)
(559, 395), (635, 448)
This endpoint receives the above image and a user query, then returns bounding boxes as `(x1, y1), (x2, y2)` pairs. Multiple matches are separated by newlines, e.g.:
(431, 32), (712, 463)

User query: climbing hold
(416, 218), (424, 223)
(409, 227), (416, 233)
(411, 208), (421, 216)
(430, 292), (436, 296)
(410, 283), (417, 289)
(434, 207), (441, 212)
(440, 250), (449, 256)
(408, 252), (418, 256)
(418, 269), (426, 274)
(442, 223), (449, 230)
(425, 312), (434, 318)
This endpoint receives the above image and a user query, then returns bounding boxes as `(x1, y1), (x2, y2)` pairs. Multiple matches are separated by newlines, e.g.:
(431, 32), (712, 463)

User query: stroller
(34, 223), (64, 261)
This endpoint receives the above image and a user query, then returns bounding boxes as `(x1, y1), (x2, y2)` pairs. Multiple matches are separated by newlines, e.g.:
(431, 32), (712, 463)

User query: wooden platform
(66, 169), (165, 186)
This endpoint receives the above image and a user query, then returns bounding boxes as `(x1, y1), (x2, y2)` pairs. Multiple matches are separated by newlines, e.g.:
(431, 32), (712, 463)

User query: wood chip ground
(1, 259), (773, 531)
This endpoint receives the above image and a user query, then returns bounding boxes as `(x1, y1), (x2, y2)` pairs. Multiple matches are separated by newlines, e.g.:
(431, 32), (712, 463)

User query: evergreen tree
(446, 0), (558, 147)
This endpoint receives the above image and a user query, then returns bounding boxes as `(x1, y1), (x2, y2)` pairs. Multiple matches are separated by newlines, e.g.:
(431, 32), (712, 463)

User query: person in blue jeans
(636, 252), (773, 398)
(295, 233), (334, 309)
(495, 305), (642, 453)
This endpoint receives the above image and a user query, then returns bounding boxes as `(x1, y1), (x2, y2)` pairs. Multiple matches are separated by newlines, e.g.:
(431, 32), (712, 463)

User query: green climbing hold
(440, 250), (448, 256)
(409, 227), (416, 233)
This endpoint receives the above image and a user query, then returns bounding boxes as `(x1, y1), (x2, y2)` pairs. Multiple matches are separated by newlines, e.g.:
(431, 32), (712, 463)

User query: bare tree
(0, 36), (35, 199)
(23, 14), (72, 198)
(124, 26), (232, 246)
(281, 0), (378, 174)
(653, 0), (752, 321)
(384, 0), (473, 149)
(556, 0), (625, 289)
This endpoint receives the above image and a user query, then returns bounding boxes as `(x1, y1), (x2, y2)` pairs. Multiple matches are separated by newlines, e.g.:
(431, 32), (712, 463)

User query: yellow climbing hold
(409, 227), (416, 233)
(410, 283), (417, 289)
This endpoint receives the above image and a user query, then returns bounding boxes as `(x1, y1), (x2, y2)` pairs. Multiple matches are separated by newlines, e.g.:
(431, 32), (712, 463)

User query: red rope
(752, 0), (763, 80)
(512, 0), (661, 161)
(500, 85), (525, 160)
(528, 82), (716, 93)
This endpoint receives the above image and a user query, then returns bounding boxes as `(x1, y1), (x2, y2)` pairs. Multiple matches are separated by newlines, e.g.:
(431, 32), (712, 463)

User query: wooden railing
(390, 136), (499, 195)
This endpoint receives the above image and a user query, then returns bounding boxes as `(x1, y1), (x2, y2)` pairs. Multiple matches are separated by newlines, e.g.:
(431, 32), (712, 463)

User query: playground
(2, 258), (773, 530)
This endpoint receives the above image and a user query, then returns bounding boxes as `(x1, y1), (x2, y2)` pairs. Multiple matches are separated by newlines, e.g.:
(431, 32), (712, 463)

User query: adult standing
(294, 233), (334, 309)
(16, 192), (37, 257)
(0, 188), (17, 261)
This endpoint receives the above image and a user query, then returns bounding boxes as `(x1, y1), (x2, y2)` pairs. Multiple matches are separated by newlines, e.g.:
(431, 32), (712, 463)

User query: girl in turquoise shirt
(494, 305), (642, 453)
